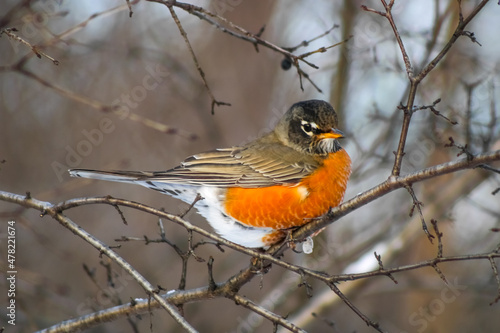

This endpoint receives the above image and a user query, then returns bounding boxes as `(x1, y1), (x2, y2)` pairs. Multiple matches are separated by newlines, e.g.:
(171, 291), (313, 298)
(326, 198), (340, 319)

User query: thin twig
(363, 0), (490, 176)
(431, 219), (444, 258)
(12, 68), (197, 139)
(488, 256), (500, 305)
(231, 294), (307, 333)
(112, 202), (128, 225)
(444, 136), (474, 161)
(405, 185), (434, 243)
(284, 24), (340, 52)
(179, 193), (203, 218)
(327, 282), (384, 332)
(374, 252), (397, 284)
(1, 151), (499, 331)
(166, 4), (230, 114)
(431, 261), (448, 283)
(0, 193), (197, 332)
(413, 98), (458, 125)
(361, 0), (413, 79)
(0, 28), (59, 65)
(146, 0), (343, 93)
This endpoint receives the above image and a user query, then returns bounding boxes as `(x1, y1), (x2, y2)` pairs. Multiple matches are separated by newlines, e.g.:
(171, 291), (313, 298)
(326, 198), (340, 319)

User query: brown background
(1, 0), (499, 332)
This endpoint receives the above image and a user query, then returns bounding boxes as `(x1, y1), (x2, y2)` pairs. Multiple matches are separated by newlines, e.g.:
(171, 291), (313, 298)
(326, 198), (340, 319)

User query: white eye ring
(301, 120), (318, 136)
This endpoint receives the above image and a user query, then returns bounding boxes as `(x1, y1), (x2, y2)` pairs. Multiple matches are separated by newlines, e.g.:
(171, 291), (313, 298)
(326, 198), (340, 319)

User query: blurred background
(1, 0), (499, 332)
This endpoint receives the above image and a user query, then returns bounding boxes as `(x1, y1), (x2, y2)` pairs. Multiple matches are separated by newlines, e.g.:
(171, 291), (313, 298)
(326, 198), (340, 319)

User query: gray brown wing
(148, 146), (319, 188)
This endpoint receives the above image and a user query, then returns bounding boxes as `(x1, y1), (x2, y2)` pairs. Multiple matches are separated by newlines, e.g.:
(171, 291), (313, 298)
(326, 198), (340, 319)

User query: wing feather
(70, 139), (323, 188)
(146, 142), (321, 187)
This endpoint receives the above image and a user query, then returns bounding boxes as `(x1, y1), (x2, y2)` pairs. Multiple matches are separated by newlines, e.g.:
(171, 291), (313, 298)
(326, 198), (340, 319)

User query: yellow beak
(318, 128), (345, 139)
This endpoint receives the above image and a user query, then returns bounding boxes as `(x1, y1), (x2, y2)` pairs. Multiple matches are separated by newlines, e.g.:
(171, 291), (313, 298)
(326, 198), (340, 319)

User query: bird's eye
(301, 121), (319, 136)
(302, 123), (312, 134)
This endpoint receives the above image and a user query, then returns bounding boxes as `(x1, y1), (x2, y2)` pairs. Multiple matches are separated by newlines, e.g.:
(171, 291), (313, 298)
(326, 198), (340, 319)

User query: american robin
(69, 100), (351, 248)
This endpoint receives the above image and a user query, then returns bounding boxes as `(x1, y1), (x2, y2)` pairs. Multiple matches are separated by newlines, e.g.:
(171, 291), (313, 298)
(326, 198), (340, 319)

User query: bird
(69, 100), (352, 249)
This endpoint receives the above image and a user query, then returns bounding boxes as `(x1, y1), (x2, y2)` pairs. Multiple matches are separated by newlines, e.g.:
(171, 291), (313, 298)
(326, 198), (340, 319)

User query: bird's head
(275, 100), (345, 155)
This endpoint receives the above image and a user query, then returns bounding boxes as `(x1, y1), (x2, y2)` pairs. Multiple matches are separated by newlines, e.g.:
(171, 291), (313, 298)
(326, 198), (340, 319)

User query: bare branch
(431, 219), (444, 258)
(413, 98), (458, 125)
(363, 0), (491, 176)
(0, 192), (197, 332)
(405, 184), (434, 243)
(290, 149), (500, 244)
(146, 0), (344, 93)
(374, 252), (398, 284)
(327, 282), (384, 332)
(231, 294), (306, 333)
(0, 28), (59, 64)
(488, 256), (500, 305)
(166, 4), (230, 114)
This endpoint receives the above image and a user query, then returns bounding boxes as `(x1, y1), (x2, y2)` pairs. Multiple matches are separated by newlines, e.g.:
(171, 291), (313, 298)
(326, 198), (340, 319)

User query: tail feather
(68, 169), (148, 183)
(69, 168), (202, 205)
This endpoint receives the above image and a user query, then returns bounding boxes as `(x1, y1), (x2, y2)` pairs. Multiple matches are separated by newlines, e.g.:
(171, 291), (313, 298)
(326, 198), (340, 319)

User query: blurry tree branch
(362, 0), (490, 177)
(0, 192), (198, 332)
(1, 0), (499, 332)
(0, 3), (198, 140)
(147, 0), (349, 94)
(1, 148), (499, 332)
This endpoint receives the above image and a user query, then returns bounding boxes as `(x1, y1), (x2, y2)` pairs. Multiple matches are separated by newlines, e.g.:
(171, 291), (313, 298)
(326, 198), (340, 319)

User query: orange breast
(224, 149), (352, 229)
